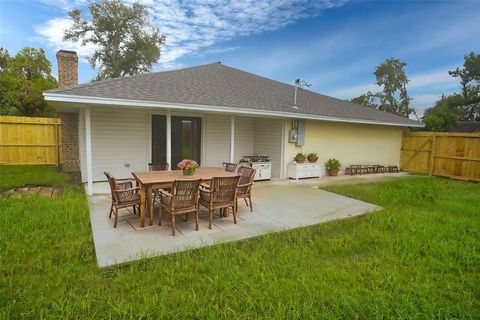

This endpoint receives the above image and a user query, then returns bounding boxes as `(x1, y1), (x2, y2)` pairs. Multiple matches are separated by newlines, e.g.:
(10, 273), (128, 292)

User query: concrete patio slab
(88, 175), (398, 267)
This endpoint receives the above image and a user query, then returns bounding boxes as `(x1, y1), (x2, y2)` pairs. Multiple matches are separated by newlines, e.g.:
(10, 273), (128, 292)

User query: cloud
(411, 94), (442, 108)
(330, 67), (461, 99)
(35, 0), (348, 68)
(35, 17), (96, 62)
(325, 67), (462, 114)
(408, 68), (458, 91)
(326, 83), (378, 99)
(34, 0), (88, 11)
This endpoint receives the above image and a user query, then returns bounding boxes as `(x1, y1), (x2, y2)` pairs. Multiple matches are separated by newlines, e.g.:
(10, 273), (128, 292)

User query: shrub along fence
(401, 131), (480, 182)
(0, 115), (61, 165)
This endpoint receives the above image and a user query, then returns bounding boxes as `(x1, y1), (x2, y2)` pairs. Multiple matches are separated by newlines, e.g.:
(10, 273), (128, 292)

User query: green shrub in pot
(307, 152), (318, 163)
(325, 158), (341, 176)
(295, 152), (306, 163)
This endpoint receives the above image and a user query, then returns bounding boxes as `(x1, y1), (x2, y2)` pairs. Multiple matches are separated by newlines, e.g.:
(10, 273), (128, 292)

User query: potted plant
(307, 152), (318, 163)
(295, 152), (306, 163)
(324, 158), (341, 176)
(177, 159), (199, 175)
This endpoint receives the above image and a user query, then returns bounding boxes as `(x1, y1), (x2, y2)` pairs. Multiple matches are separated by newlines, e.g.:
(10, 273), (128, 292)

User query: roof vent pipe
(293, 78), (311, 109)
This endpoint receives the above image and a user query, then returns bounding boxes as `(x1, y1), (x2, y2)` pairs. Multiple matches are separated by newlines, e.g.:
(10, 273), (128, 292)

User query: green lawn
(1, 166), (479, 319)
(0, 165), (70, 191)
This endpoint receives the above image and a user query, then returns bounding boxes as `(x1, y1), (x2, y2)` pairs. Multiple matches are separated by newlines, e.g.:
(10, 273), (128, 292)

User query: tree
(351, 57), (415, 118)
(422, 100), (458, 132)
(374, 58), (413, 117)
(64, 0), (166, 80)
(351, 91), (379, 109)
(448, 52), (480, 121)
(0, 47), (57, 117)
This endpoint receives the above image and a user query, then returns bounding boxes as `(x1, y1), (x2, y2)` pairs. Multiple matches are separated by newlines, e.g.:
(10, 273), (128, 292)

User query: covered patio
(75, 105), (285, 195)
(88, 177), (393, 267)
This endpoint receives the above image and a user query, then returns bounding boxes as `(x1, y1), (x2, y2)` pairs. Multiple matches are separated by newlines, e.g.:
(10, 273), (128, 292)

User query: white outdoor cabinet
(287, 162), (322, 180)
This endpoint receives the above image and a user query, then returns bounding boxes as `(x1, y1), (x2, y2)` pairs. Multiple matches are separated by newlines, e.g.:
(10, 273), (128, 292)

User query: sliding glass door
(171, 116), (201, 167)
(151, 115), (201, 168)
(151, 115), (166, 164)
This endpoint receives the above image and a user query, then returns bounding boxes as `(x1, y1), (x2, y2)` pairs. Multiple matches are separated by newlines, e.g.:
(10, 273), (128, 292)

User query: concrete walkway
(87, 175), (400, 267)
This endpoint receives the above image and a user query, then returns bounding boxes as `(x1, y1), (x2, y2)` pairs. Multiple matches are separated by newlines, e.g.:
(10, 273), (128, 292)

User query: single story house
(44, 50), (423, 195)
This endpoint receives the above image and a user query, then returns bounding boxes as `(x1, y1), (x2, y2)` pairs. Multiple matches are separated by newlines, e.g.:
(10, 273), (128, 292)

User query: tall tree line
(352, 52), (480, 131)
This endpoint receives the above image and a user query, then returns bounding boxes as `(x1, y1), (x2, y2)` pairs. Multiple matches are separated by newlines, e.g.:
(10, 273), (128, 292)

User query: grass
(0, 165), (70, 191)
(1, 165), (479, 319)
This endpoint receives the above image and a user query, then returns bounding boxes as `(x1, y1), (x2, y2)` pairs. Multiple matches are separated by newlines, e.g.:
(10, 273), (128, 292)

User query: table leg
(146, 185), (153, 226)
(140, 184), (145, 228)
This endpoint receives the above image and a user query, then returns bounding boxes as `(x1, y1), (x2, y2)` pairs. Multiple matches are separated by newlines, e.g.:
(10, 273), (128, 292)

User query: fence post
(428, 133), (436, 175)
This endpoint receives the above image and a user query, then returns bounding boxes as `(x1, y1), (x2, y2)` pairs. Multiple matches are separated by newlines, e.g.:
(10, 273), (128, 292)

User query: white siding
(77, 106), (283, 185)
(234, 116), (254, 161)
(78, 109), (87, 182)
(90, 107), (148, 181)
(203, 114), (230, 167)
(254, 119), (283, 178)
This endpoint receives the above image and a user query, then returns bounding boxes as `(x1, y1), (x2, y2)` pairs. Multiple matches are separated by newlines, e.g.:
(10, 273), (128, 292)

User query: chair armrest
(117, 178), (134, 185)
(115, 187), (139, 194)
(159, 189), (174, 198)
(200, 183), (211, 190)
(237, 182), (252, 188)
(116, 180), (133, 188)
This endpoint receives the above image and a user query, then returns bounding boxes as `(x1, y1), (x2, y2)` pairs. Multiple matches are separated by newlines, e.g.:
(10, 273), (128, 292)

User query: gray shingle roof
(46, 62), (422, 127)
(449, 121), (480, 133)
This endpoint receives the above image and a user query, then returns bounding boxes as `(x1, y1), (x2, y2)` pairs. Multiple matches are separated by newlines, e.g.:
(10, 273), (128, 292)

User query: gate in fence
(401, 132), (480, 182)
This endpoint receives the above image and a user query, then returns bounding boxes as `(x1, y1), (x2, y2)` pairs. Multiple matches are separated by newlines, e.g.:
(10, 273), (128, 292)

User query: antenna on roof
(293, 78), (311, 109)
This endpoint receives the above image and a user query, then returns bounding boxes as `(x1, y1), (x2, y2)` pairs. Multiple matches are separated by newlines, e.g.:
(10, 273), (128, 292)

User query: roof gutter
(43, 92), (425, 128)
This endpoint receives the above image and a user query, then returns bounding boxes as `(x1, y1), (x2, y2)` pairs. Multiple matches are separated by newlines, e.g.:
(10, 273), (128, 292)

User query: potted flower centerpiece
(177, 159), (199, 175)
(307, 152), (318, 163)
(325, 158), (341, 176)
(295, 152), (306, 163)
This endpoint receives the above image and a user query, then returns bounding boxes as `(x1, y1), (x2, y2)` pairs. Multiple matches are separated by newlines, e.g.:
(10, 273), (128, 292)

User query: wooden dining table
(131, 167), (238, 227)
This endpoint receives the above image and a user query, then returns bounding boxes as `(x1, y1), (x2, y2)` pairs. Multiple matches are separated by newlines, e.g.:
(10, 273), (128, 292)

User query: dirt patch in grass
(3, 186), (61, 198)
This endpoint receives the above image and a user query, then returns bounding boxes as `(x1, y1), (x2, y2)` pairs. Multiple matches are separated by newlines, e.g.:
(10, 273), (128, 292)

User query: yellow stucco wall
(284, 119), (405, 175)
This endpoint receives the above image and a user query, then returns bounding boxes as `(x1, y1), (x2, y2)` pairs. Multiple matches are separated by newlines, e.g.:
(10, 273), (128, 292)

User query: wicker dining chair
(222, 162), (238, 172)
(158, 179), (202, 236)
(199, 175), (241, 229)
(236, 166), (256, 212)
(200, 162), (237, 189)
(104, 172), (140, 228)
(148, 163), (169, 171)
(148, 162), (172, 207)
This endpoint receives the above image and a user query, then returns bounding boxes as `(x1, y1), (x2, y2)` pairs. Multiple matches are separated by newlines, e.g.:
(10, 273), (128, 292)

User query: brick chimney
(56, 50), (80, 173)
(56, 50), (78, 88)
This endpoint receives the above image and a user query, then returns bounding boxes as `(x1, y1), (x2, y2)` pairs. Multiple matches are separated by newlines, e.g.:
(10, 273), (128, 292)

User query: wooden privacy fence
(401, 132), (480, 182)
(0, 115), (61, 165)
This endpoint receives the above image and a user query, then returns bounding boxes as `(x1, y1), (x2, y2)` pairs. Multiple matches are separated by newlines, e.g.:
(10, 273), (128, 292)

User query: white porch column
(85, 107), (93, 195)
(166, 111), (172, 169)
(230, 115), (235, 163)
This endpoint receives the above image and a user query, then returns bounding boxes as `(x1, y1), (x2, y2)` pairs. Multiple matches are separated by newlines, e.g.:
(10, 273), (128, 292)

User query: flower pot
(307, 156), (318, 163)
(295, 156), (306, 163)
(182, 167), (196, 176)
(327, 169), (339, 176)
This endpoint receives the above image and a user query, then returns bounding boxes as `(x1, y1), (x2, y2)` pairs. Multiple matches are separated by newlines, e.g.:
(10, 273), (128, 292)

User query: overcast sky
(1, 0), (479, 115)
